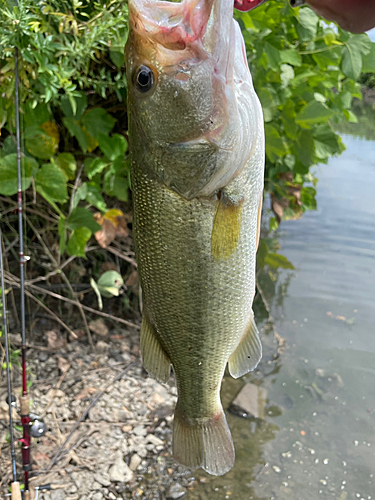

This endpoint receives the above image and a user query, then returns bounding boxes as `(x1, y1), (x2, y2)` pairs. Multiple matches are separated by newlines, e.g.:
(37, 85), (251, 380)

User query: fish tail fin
(173, 405), (235, 476)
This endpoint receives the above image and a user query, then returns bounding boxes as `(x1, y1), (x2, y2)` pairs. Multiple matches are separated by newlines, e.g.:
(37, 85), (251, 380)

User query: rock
(166, 482), (187, 499)
(151, 392), (166, 405)
(136, 444), (148, 458)
(96, 341), (109, 353)
(67, 484), (78, 494)
(91, 481), (102, 490)
(93, 472), (111, 487)
(89, 319), (109, 337)
(50, 489), (66, 500)
(46, 330), (66, 350)
(91, 493), (104, 500)
(230, 383), (267, 419)
(129, 453), (142, 471)
(133, 425), (146, 436)
(109, 451), (134, 483)
(146, 434), (164, 446)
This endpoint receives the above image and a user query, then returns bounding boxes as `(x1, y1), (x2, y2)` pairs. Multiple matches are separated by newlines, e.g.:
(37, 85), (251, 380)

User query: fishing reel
(29, 413), (47, 438)
(6, 396), (47, 438)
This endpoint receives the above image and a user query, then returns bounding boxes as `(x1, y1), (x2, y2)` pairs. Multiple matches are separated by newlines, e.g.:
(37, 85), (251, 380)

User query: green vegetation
(1, 0), (375, 275)
(235, 2), (375, 230)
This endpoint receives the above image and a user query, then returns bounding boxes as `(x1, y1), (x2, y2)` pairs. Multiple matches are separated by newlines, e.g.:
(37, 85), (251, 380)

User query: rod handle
(11, 482), (22, 500)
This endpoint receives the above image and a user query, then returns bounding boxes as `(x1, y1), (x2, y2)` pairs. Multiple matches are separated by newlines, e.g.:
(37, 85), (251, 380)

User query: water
(187, 136), (375, 499)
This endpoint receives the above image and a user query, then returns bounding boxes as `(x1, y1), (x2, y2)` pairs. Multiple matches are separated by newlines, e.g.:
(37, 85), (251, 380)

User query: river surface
(188, 135), (375, 500)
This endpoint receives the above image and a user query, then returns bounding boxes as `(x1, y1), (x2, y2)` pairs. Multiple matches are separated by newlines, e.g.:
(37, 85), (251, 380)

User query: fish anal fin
(228, 313), (262, 379)
(211, 192), (243, 260)
(140, 315), (171, 383)
(173, 405), (235, 476)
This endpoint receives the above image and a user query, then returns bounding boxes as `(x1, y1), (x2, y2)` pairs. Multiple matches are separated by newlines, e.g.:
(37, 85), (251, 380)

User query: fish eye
(133, 65), (155, 93)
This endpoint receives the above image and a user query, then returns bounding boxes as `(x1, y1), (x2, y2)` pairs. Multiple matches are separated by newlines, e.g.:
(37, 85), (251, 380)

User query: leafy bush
(0, 0), (130, 257)
(236, 2), (375, 229)
(1, 0), (375, 268)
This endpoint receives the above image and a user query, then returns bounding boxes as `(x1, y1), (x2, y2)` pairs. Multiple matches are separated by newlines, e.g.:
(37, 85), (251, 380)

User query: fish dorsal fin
(228, 312), (262, 378)
(140, 315), (171, 383)
(211, 192), (243, 260)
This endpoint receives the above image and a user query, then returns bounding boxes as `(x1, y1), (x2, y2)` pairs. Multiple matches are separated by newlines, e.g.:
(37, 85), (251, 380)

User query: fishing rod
(13, 9), (33, 495)
(1, 1), (46, 497)
(0, 228), (21, 500)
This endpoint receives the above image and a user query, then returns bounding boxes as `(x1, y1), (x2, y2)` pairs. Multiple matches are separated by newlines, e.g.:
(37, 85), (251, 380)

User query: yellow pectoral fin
(211, 193), (243, 260)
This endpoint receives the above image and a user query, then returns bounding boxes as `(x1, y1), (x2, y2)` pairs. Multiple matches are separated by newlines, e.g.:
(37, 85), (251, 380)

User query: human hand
(302, 0), (375, 33)
(234, 0), (375, 34)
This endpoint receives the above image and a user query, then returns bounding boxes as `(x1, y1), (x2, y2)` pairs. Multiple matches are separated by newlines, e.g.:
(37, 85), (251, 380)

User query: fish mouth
(129, 0), (234, 58)
(129, 0), (214, 50)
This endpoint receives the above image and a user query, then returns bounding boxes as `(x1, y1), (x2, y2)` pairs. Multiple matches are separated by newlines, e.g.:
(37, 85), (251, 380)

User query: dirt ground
(0, 317), (197, 500)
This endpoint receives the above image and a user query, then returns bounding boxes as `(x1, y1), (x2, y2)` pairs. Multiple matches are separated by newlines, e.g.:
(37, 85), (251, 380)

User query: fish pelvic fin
(140, 315), (171, 383)
(173, 405), (235, 476)
(228, 312), (262, 378)
(211, 192), (243, 260)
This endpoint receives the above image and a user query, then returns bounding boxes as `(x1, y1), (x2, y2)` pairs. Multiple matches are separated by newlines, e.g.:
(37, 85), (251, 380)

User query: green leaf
(55, 153), (77, 180)
(341, 35), (371, 81)
(97, 133), (128, 161)
(35, 163), (68, 203)
(67, 227), (92, 257)
(257, 238), (269, 270)
(58, 216), (67, 254)
(2, 136), (17, 155)
(68, 207), (101, 233)
(282, 101), (298, 140)
(362, 43), (375, 73)
(0, 155), (38, 196)
(264, 42), (281, 71)
(81, 109), (116, 139)
(86, 157), (110, 179)
(103, 172), (129, 201)
(265, 124), (286, 163)
(265, 253), (295, 270)
(84, 183), (107, 212)
(280, 64), (295, 88)
(60, 92), (87, 119)
(23, 102), (50, 128)
(24, 125), (59, 159)
(97, 270), (124, 298)
(343, 109), (358, 123)
(109, 51), (124, 70)
(269, 217), (279, 232)
(300, 186), (317, 210)
(73, 182), (107, 211)
(280, 49), (301, 67)
(313, 125), (341, 158)
(63, 118), (89, 152)
(257, 87), (279, 123)
(297, 7), (318, 41)
(294, 130), (315, 169)
(295, 101), (335, 128)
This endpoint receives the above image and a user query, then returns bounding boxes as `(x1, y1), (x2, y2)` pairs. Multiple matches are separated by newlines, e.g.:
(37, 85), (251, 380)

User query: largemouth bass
(125, 0), (264, 476)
